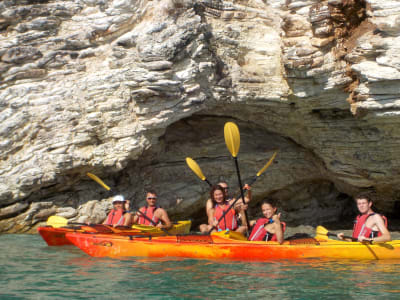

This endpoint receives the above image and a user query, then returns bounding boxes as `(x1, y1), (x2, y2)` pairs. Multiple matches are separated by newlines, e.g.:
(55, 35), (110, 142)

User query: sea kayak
(65, 230), (400, 260)
(38, 220), (191, 246)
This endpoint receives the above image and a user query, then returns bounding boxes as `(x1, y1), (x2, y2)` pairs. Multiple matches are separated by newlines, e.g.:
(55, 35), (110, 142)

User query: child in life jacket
(103, 195), (131, 226)
(337, 192), (391, 243)
(248, 200), (285, 244)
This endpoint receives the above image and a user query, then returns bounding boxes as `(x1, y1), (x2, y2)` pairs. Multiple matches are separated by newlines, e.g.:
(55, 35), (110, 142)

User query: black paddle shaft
(234, 158), (251, 230)
(327, 232), (357, 242)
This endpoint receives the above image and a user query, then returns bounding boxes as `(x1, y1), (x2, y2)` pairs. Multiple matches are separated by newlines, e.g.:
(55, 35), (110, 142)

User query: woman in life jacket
(248, 200), (285, 244)
(199, 182), (251, 233)
(337, 191), (391, 243)
(103, 195), (131, 227)
(205, 185), (249, 234)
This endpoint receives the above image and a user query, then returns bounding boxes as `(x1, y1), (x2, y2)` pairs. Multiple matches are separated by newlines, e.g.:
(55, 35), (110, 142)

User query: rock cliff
(1, 0), (400, 233)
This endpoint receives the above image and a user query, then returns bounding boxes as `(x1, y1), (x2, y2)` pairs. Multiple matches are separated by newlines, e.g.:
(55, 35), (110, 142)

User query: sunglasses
(113, 201), (124, 204)
(147, 197), (157, 200)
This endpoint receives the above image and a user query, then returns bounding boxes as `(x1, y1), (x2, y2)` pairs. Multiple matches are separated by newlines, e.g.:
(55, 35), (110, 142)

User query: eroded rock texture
(1, 0), (400, 233)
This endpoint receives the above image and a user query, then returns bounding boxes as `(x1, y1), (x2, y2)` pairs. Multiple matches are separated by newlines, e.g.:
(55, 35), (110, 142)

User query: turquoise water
(1, 234), (400, 299)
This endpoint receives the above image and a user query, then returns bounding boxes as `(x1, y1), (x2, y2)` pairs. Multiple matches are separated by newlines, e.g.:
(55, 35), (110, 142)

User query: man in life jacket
(248, 200), (285, 244)
(103, 195), (131, 226)
(337, 192), (391, 243)
(199, 182), (251, 233)
(129, 190), (172, 230)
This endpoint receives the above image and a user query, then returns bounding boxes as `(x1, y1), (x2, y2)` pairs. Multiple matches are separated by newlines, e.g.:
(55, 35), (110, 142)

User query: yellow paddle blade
(211, 230), (247, 241)
(315, 225), (329, 236)
(86, 172), (111, 191)
(256, 151), (278, 177)
(47, 216), (68, 228)
(186, 157), (206, 181)
(224, 122), (240, 158)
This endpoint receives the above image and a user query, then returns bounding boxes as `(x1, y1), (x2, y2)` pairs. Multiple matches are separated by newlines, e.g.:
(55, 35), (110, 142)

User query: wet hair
(355, 191), (375, 203)
(210, 185), (226, 207)
(260, 199), (278, 208)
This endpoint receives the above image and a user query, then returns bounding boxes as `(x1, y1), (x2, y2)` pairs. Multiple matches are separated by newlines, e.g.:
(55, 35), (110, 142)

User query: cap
(112, 195), (125, 203)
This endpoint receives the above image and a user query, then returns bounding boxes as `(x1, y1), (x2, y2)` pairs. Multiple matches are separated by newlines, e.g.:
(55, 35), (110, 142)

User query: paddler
(248, 200), (285, 244)
(201, 185), (250, 234)
(127, 190), (172, 230)
(337, 192), (391, 243)
(199, 182), (251, 233)
(103, 195), (132, 227)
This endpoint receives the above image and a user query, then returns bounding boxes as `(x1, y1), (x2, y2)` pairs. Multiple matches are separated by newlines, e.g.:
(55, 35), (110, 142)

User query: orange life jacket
(104, 209), (126, 226)
(248, 218), (286, 241)
(138, 206), (160, 225)
(352, 213), (388, 239)
(214, 202), (238, 231)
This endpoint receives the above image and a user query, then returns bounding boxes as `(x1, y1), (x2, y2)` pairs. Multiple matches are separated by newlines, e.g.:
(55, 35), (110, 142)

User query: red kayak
(38, 220), (192, 246)
(37, 225), (115, 246)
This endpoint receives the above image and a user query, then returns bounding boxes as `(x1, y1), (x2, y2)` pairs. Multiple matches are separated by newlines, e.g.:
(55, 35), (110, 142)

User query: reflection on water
(1, 234), (400, 299)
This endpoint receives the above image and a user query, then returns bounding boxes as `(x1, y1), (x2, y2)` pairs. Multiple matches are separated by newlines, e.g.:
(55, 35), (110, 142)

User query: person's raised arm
(243, 184), (252, 203)
(272, 213), (284, 244)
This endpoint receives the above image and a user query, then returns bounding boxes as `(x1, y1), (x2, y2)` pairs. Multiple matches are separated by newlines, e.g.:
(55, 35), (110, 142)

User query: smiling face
(356, 197), (372, 214)
(113, 201), (124, 210)
(146, 192), (157, 207)
(213, 189), (225, 204)
(218, 182), (229, 198)
(261, 203), (277, 219)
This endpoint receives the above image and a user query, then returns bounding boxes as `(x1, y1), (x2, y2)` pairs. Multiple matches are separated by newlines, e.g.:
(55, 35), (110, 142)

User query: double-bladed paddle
(315, 226), (357, 241)
(86, 172), (171, 235)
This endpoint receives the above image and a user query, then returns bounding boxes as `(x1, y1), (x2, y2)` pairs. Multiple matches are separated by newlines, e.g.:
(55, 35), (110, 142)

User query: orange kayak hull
(65, 232), (400, 260)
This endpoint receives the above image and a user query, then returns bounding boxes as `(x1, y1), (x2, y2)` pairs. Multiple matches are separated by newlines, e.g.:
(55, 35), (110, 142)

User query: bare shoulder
(155, 207), (168, 215)
(373, 213), (386, 223)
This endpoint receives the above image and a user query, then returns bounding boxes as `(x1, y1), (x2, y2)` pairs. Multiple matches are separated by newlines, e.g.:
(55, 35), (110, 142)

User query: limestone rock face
(1, 0), (400, 233)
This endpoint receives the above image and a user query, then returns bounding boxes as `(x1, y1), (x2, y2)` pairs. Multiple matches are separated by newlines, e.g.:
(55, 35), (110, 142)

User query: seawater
(1, 234), (400, 299)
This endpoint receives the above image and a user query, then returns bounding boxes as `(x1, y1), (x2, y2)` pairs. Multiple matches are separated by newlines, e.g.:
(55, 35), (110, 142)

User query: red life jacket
(138, 206), (160, 225)
(214, 202), (238, 231)
(248, 218), (286, 241)
(352, 213), (388, 239)
(104, 209), (126, 226)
